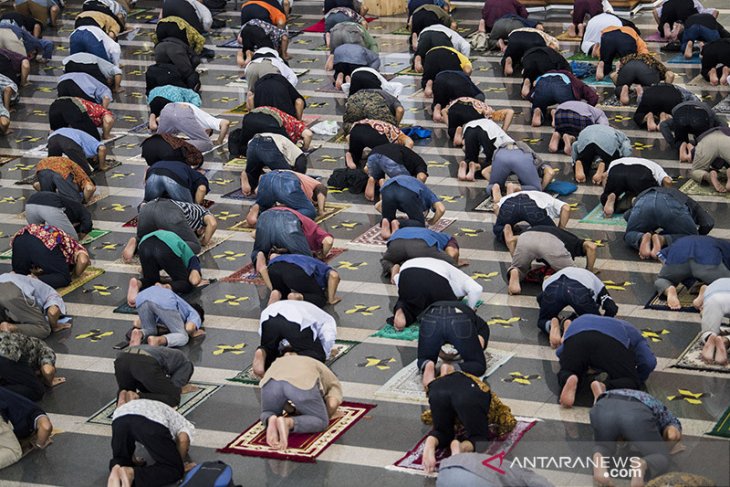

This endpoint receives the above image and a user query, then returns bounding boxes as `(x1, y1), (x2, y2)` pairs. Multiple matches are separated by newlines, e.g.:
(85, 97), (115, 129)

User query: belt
(601, 393), (643, 405)
(125, 347), (152, 357)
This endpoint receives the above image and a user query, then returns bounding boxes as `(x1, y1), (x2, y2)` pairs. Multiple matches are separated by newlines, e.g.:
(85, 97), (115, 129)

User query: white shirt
(73, 25), (121, 65)
(113, 399), (195, 440)
(420, 24), (471, 57)
(184, 0), (213, 31)
(607, 157), (669, 185)
(463, 118), (515, 148)
(342, 67), (404, 98)
(581, 13), (622, 54)
(247, 49), (298, 87)
(395, 257), (483, 308)
(543, 267), (605, 300)
(178, 103), (223, 131)
(259, 300), (337, 357)
(498, 190), (568, 219)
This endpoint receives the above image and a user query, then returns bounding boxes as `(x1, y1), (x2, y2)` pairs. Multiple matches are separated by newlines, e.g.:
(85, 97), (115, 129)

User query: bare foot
(422, 360), (435, 388)
(710, 171), (727, 193)
(593, 453), (613, 486)
(364, 177), (376, 201)
(465, 162), (477, 182)
(181, 384), (199, 394)
(507, 268), (521, 295)
(121, 237), (136, 263)
(595, 61), (605, 81)
(559, 374), (578, 408)
(590, 380), (606, 403)
(266, 415), (280, 449)
(108, 465), (123, 487)
(715, 335), (728, 365)
(147, 335), (167, 347)
(630, 458), (647, 487)
(531, 108), (542, 127)
(118, 466), (134, 487)
(701, 335), (718, 363)
(275, 416), (291, 451)
(709, 69), (720, 86)
(422, 438), (438, 474)
(549, 318), (562, 349)
(287, 292), (304, 301)
(380, 218), (392, 240)
(449, 439), (461, 456)
(52, 322), (72, 332)
(646, 114), (658, 132)
(574, 163), (586, 183)
(639, 233), (652, 259)
(328, 296), (342, 305)
(393, 308), (407, 331)
(457, 161), (467, 181)
(619, 84), (630, 105)
(650, 234), (664, 260)
(440, 363), (454, 376)
(684, 40), (694, 59)
(665, 287), (681, 310)
(253, 348), (266, 378)
(504, 57), (513, 76)
(126, 277), (140, 307)
(603, 193), (616, 217)
(548, 132), (561, 153)
(129, 328), (143, 346)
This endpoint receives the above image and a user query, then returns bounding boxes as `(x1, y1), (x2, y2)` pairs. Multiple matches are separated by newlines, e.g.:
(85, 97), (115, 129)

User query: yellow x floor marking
(8, 163), (35, 171)
(209, 178), (234, 186)
(215, 211), (240, 221)
(358, 356), (396, 370)
(667, 389), (705, 405)
(102, 203), (130, 212)
(522, 137), (542, 144)
(439, 195), (460, 203)
(602, 280), (634, 291)
(127, 69), (144, 76)
(487, 317), (523, 327)
(110, 172), (133, 179)
(213, 295), (250, 306)
(345, 304), (381, 316)
(0, 196), (24, 204)
(76, 329), (114, 342)
(213, 343), (246, 355)
(502, 372), (541, 385)
(309, 102), (328, 108)
(337, 261), (367, 270)
(471, 271), (499, 281)
(214, 251), (246, 261)
(613, 115), (631, 122)
(641, 328), (670, 342)
(427, 160), (449, 167)
(212, 97), (237, 103)
(94, 242), (119, 251)
(332, 221), (360, 230)
(82, 284), (119, 296)
(457, 228), (483, 237)
(36, 86), (54, 92)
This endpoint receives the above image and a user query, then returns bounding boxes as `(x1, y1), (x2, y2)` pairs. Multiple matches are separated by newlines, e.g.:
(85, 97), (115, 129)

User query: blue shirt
(49, 128), (102, 157)
(57, 72), (112, 104)
(388, 227), (451, 250)
(598, 389), (681, 432)
(658, 235), (730, 268)
(382, 175), (440, 210)
(135, 286), (202, 329)
(270, 254), (331, 288)
(556, 315), (656, 382)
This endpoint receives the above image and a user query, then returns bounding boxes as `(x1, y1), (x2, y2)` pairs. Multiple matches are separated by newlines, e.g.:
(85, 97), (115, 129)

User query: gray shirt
(571, 124), (632, 166)
(124, 345), (194, 387)
(437, 453), (554, 487)
(333, 44), (381, 70)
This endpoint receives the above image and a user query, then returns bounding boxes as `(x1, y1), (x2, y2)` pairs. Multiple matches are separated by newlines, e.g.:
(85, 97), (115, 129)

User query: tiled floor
(0, 1), (729, 486)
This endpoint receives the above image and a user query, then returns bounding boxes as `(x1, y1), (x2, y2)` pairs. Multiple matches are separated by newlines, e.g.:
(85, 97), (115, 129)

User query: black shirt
(525, 225), (586, 258)
(0, 387), (46, 439)
(370, 143), (428, 175)
(26, 191), (93, 235)
(147, 160), (210, 195)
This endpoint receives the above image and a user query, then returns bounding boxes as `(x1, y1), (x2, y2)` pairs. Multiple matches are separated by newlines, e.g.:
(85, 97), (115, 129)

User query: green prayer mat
(371, 324), (420, 341)
(391, 26), (411, 35)
(581, 75), (614, 86)
(227, 340), (359, 384)
(80, 229), (110, 245)
(578, 204), (627, 227)
(708, 405), (730, 438)
(396, 67), (422, 76)
(568, 53), (598, 62)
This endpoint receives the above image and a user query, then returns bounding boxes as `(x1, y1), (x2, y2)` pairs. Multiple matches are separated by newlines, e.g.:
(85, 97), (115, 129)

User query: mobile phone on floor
(113, 341), (129, 350)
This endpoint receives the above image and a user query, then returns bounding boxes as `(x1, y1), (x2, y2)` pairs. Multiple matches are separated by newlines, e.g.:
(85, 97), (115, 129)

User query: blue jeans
(144, 174), (193, 203)
(252, 209), (312, 263)
(624, 191), (698, 250)
(256, 171), (316, 220)
(531, 76), (574, 120)
(536, 275), (601, 333)
(366, 153), (410, 181)
(417, 305), (487, 376)
(70, 30), (111, 63)
(493, 194), (555, 243)
(381, 183), (427, 223)
(245, 136), (291, 191)
(137, 301), (189, 348)
(681, 24), (720, 53)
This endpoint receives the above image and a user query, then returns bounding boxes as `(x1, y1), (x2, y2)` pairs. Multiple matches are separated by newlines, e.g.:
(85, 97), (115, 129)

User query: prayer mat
(582, 75), (614, 86)
(302, 17), (375, 33)
(221, 248), (347, 284)
(686, 74), (711, 87)
(0, 155), (18, 166)
(371, 323), (420, 341)
(395, 67), (422, 76)
(708, 404), (730, 438)
(645, 284), (698, 312)
(679, 179), (730, 199)
(127, 122), (149, 134)
(668, 53), (700, 64)
(374, 351), (514, 404)
(123, 199), (214, 227)
(80, 229), (110, 245)
(578, 204), (627, 226)
(568, 53), (597, 62)
(391, 25), (410, 35)
(221, 188), (255, 201)
(57, 267), (105, 296)
(87, 382), (221, 425)
(227, 339), (359, 385)
(472, 196), (494, 212)
(645, 31), (666, 42)
(16, 160), (124, 185)
(714, 96), (730, 114)
(672, 328), (730, 375)
(218, 401), (376, 462)
(113, 282), (212, 315)
(351, 219), (455, 246)
(556, 31), (581, 41)
(386, 418), (537, 476)
(228, 203), (350, 232)
(216, 38), (241, 48)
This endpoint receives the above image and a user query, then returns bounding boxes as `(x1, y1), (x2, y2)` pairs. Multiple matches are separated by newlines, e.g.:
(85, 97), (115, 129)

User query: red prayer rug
(302, 17), (376, 33)
(218, 401), (376, 462)
(122, 199), (214, 227)
(221, 248), (347, 284)
(351, 219), (455, 246)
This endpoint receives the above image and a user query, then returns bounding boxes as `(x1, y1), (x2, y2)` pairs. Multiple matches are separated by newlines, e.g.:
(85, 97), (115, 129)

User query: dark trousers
(381, 183), (428, 224)
(428, 372), (492, 450)
(48, 98), (100, 140)
(660, 106), (715, 147)
(493, 194), (555, 243)
(57, 79), (95, 103)
(536, 276), (601, 334)
(268, 261), (327, 308)
(348, 124), (388, 165)
(395, 268), (458, 325)
(0, 356), (45, 401)
(380, 238), (453, 275)
(417, 306), (487, 376)
(47, 135), (89, 171)
(138, 237), (193, 295)
(591, 396), (670, 477)
(260, 315), (326, 370)
(110, 415), (184, 487)
(11, 232), (72, 288)
(502, 31), (544, 68)
(245, 136), (294, 191)
(574, 143), (619, 181)
(600, 165), (658, 213)
(37, 169), (84, 203)
(530, 76), (574, 118)
(558, 331), (642, 390)
(463, 126), (497, 167)
(599, 30), (637, 75)
(114, 353), (181, 407)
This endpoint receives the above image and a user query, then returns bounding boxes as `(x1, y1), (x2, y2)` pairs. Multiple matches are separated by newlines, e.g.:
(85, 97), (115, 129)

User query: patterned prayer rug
(57, 267), (105, 296)
(472, 196), (494, 212)
(714, 96), (730, 114)
(581, 75), (615, 86)
(221, 248), (347, 284)
(87, 382), (221, 425)
(218, 401), (376, 462)
(645, 284), (699, 312)
(672, 328), (730, 374)
(578, 204), (627, 227)
(0, 230), (110, 260)
(679, 179), (730, 199)
(708, 405), (730, 438)
(556, 31), (581, 41)
(228, 203), (350, 232)
(0, 155), (18, 166)
(386, 418), (537, 476)
(374, 351), (514, 405)
(221, 188), (254, 201)
(351, 219), (455, 246)
(123, 199), (215, 227)
(227, 340), (360, 385)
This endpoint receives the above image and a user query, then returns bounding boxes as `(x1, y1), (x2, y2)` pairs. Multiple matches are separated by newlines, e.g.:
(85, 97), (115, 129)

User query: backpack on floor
(180, 461), (237, 487)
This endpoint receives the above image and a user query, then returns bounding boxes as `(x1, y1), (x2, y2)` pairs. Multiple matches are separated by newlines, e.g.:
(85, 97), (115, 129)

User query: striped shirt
(171, 200), (211, 231)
